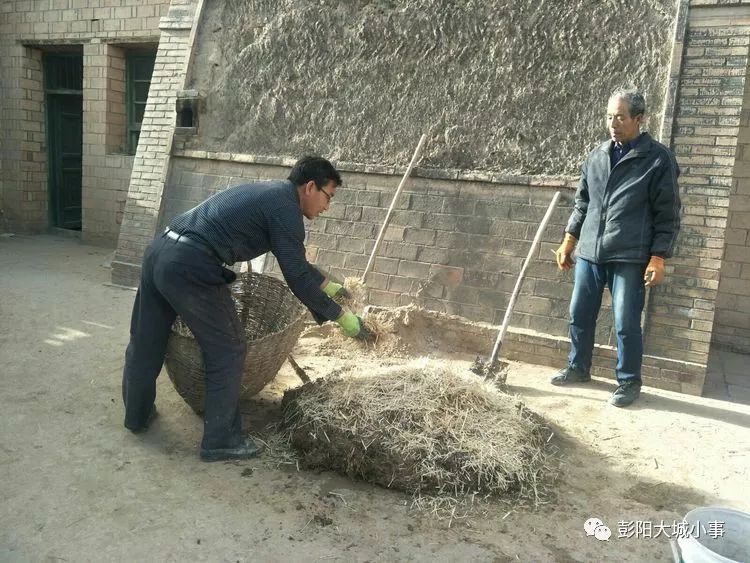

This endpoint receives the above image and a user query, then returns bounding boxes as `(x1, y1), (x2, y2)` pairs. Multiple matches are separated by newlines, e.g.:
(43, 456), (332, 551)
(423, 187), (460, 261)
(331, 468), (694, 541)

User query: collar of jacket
(597, 131), (653, 158)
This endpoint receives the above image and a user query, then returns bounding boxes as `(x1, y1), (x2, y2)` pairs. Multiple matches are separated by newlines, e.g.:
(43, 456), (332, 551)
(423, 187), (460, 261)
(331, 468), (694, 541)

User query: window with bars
(44, 53), (83, 92)
(126, 53), (156, 154)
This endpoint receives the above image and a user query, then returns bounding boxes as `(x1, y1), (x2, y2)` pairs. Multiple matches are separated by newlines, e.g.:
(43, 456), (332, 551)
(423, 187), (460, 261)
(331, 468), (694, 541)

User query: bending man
(122, 156), (367, 459)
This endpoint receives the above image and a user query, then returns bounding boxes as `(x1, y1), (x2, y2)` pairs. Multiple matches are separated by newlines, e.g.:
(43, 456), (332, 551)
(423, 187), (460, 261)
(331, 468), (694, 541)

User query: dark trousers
(568, 258), (647, 382)
(122, 234), (246, 450)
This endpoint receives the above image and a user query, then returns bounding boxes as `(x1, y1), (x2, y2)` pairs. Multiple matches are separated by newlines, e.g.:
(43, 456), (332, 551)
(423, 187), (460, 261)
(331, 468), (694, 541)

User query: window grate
(44, 54), (83, 92)
(126, 52), (156, 154)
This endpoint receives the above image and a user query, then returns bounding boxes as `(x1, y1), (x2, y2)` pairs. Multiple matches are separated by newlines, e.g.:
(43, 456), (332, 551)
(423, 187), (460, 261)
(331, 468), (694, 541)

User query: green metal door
(44, 54), (83, 230)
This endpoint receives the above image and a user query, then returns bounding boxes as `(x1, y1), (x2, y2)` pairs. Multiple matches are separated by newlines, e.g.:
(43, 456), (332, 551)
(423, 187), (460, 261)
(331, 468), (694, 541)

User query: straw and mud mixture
(306, 302), (498, 360)
(277, 358), (553, 518)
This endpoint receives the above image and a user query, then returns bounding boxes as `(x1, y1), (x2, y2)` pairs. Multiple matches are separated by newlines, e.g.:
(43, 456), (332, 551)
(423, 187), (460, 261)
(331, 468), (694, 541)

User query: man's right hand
(555, 233), (578, 271)
(335, 311), (374, 342)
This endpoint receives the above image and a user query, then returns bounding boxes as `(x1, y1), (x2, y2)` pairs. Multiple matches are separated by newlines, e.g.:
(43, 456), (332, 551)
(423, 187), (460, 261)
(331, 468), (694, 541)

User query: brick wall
(104, 45), (127, 154)
(153, 152), (708, 394)
(666, 4), (750, 360)
(162, 154), (592, 337)
(0, 0), (170, 241)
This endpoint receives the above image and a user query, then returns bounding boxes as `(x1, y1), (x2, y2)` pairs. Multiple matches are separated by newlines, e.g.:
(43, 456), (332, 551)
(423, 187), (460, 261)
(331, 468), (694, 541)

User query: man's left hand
(644, 256), (666, 287)
(323, 280), (351, 299)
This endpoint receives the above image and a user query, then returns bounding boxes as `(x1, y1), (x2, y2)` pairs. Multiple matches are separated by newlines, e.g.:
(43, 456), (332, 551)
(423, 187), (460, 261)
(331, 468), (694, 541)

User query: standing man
(122, 156), (368, 460)
(552, 88), (681, 407)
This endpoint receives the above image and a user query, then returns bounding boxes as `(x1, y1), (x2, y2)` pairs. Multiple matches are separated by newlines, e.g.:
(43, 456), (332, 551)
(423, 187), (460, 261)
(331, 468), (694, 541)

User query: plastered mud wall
(187, 0), (675, 175)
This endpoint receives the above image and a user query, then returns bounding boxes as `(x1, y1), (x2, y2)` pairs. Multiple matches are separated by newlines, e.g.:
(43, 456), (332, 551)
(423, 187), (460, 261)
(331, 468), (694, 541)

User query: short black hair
(288, 155), (342, 189)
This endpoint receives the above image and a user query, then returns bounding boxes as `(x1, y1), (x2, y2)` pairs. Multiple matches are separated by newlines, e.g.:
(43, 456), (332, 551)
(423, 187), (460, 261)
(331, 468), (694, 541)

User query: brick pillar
(0, 41), (22, 232)
(647, 2), (750, 393)
(82, 42), (108, 243)
(714, 50), (750, 352)
(0, 45), (47, 233)
(111, 0), (204, 287)
(81, 43), (131, 246)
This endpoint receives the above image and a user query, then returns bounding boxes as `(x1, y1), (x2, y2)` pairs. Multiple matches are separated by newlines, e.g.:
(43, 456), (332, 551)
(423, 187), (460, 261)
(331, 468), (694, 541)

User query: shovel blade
(470, 356), (509, 383)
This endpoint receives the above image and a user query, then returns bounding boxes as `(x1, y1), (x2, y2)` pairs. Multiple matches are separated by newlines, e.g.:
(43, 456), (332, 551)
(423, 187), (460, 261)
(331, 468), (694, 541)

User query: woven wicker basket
(164, 272), (306, 414)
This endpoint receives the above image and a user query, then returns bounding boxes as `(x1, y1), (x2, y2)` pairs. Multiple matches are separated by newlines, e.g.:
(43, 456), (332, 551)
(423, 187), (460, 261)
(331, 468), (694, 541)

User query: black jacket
(566, 132), (681, 264)
(169, 180), (342, 324)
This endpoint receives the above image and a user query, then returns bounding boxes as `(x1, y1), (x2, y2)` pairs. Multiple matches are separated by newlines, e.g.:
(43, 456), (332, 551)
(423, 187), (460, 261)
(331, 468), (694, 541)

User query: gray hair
(610, 87), (646, 118)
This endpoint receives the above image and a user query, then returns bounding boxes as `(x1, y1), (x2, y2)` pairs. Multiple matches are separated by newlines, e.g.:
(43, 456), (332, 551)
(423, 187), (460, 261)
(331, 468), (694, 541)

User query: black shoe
(200, 437), (265, 462)
(128, 405), (158, 434)
(609, 380), (642, 408)
(550, 366), (591, 386)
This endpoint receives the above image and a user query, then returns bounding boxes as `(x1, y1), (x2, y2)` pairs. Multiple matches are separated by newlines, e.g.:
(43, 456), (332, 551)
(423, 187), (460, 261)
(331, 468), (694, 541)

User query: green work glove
(323, 280), (351, 299)
(336, 311), (361, 337)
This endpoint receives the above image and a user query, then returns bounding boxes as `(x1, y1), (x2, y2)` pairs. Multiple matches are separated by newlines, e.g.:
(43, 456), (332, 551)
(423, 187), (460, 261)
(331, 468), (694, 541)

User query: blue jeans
(568, 258), (647, 382)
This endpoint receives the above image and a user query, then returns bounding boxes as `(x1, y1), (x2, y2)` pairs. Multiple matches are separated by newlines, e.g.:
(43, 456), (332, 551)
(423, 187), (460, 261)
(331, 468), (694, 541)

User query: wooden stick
(488, 191), (562, 366)
(362, 134), (428, 283)
(287, 355), (310, 383)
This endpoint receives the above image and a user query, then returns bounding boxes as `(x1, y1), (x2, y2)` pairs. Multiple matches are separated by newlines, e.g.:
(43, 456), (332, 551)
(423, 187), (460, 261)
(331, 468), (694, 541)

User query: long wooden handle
(362, 134), (428, 283)
(488, 191), (562, 365)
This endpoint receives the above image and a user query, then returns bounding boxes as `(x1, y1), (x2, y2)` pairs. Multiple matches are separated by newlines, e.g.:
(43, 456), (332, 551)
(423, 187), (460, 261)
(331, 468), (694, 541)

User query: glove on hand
(555, 233), (578, 271)
(354, 318), (375, 343)
(644, 256), (666, 287)
(323, 280), (351, 300)
(336, 311), (362, 337)
(336, 311), (375, 342)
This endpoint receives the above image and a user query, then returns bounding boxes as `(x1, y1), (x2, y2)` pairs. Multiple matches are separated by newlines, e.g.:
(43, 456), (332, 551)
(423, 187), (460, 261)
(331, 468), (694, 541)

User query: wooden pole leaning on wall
(362, 133), (428, 284)
(488, 191), (562, 366)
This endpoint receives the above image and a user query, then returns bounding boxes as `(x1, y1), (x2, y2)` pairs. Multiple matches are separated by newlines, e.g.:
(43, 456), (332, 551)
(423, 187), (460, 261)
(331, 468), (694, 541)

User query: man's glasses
(318, 186), (333, 203)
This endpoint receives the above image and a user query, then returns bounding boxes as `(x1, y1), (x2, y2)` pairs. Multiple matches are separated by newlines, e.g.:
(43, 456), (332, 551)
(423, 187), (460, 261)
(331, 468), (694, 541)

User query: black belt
(164, 229), (221, 262)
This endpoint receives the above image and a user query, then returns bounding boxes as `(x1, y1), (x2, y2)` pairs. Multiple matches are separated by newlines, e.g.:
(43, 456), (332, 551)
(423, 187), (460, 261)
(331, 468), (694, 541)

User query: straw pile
(280, 359), (551, 518)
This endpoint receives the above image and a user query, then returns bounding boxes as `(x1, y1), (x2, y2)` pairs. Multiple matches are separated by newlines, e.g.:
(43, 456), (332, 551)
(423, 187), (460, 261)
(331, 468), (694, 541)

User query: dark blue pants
(568, 258), (646, 382)
(122, 234), (246, 450)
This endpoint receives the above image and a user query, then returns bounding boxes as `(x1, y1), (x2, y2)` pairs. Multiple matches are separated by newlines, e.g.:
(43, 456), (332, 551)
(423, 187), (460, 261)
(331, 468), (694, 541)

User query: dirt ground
(1, 234), (749, 562)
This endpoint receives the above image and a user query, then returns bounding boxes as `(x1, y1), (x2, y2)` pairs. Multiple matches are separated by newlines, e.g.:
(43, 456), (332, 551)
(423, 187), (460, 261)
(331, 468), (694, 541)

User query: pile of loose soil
(279, 359), (552, 518)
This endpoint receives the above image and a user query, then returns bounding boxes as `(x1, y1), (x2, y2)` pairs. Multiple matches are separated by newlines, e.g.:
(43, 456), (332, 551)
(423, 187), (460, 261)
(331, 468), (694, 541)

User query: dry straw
(329, 278), (394, 349)
(331, 276), (368, 311)
(279, 359), (552, 520)
(343, 276), (368, 309)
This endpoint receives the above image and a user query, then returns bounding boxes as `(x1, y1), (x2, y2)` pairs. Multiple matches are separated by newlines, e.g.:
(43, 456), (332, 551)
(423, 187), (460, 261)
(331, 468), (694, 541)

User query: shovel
(471, 191), (562, 383)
